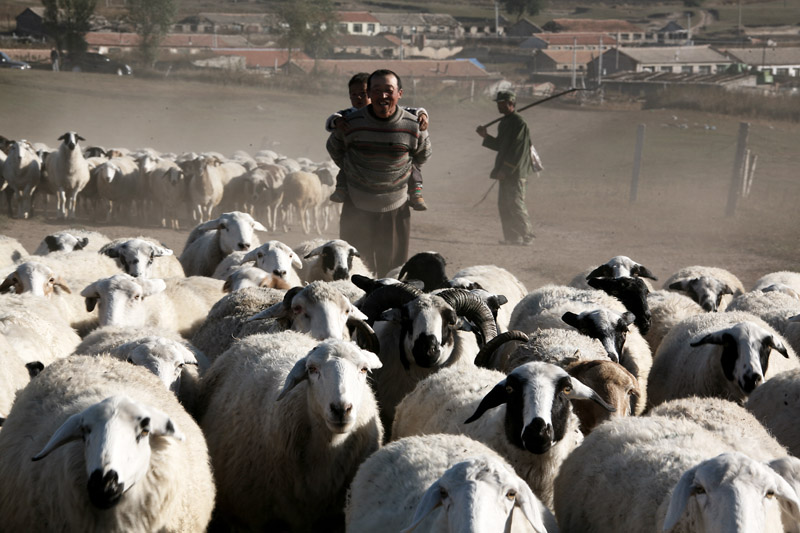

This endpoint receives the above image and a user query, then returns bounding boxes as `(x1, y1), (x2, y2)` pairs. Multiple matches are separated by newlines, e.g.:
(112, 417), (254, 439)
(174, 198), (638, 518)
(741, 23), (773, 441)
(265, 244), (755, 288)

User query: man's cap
(493, 90), (516, 103)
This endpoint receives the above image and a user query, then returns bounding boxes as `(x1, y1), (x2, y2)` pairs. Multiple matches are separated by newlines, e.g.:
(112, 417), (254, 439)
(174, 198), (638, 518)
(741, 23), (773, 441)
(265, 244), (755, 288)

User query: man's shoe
(522, 235), (535, 246)
(409, 195), (427, 211)
(329, 189), (346, 203)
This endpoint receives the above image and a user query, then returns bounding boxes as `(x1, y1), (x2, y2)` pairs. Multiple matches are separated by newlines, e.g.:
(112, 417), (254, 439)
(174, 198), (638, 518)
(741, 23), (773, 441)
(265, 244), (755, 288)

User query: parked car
(0, 51), (31, 70)
(62, 52), (132, 75)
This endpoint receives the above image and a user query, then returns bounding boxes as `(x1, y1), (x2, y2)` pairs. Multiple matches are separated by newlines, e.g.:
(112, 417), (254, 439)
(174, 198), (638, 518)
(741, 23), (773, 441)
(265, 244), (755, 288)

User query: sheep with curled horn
(357, 282), (498, 437)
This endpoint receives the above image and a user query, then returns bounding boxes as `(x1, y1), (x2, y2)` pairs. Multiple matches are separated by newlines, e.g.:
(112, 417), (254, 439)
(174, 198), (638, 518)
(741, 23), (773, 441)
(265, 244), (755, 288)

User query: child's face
(349, 83), (369, 109)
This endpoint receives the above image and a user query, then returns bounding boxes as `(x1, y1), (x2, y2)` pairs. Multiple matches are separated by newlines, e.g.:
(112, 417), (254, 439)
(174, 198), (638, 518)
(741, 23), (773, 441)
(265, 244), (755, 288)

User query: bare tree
(128, 0), (176, 67)
(42, 0), (97, 54)
(501, 0), (545, 23)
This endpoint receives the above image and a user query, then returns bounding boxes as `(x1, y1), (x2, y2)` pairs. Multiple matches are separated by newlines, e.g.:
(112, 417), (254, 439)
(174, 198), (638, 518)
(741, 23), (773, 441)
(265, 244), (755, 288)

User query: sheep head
(304, 239), (361, 282)
(80, 274), (166, 327)
(100, 239), (173, 278)
(561, 308), (635, 363)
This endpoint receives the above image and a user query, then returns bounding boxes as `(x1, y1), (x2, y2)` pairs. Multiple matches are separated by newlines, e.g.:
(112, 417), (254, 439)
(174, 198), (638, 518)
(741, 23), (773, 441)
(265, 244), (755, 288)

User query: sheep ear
(76, 134), (86, 142)
(561, 311), (580, 329)
(195, 218), (223, 232)
(75, 237), (89, 250)
(32, 412), (84, 461)
(768, 458), (800, 524)
(401, 480), (443, 533)
(668, 280), (689, 291)
(25, 361), (44, 378)
(304, 245), (325, 259)
(690, 331), (732, 348)
(631, 264), (657, 280)
(349, 303), (368, 322)
(349, 247), (361, 258)
(222, 277), (233, 293)
(153, 245), (172, 257)
(514, 481), (548, 533)
(662, 464), (700, 531)
(465, 380), (509, 424)
(85, 297), (98, 312)
(291, 253), (303, 270)
(54, 276), (72, 294)
(251, 220), (268, 232)
(277, 357), (309, 400)
(0, 272), (19, 293)
(57, 133), (68, 141)
(620, 312), (636, 327)
(241, 249), (259, 263)
(100, 246), (120, 259)
(567, 377), (616, 413)
(380, 308), (403, 323)
(140, 279), (166, 297)
(81, 281), (101, 311)
(145, 408), (184, 441)
(586, 264), (613, 279)
(766, 336), (790, 358)
(44, 235), (60, 252)
(247, 301), (289, 322)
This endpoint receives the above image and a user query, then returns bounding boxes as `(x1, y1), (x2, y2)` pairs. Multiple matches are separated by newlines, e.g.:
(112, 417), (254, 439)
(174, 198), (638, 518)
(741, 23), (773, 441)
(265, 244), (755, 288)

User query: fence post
(726, 121), (750, 216)
(630, 124), (645, 203)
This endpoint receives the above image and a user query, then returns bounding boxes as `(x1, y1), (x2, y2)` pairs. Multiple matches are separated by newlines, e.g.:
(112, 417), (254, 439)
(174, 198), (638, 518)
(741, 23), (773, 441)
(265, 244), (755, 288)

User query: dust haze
(2, 69), (798, 289)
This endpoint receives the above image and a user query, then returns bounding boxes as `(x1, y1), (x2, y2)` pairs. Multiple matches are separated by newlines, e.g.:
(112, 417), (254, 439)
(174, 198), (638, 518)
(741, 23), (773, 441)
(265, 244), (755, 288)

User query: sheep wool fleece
(483, 111), (535, 243)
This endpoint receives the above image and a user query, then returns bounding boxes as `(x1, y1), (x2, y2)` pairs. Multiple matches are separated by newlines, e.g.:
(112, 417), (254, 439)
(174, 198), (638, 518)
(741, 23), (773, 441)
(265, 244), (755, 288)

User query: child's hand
(418, 113), (429, 131)
(335, 118), (351, 133)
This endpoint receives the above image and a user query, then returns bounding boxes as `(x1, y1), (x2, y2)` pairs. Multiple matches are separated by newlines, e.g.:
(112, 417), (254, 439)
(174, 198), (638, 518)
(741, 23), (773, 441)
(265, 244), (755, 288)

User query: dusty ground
(1, 69), (798, 290)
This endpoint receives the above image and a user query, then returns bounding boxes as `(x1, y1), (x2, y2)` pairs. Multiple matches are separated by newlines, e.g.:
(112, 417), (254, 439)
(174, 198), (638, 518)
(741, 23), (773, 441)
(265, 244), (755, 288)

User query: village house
(588, 45), (733, 76)
(335, 12), (381, 37)
(723, 46), (800, 77)
(521, 32), (618, 51)
(542, 18), (653, 46)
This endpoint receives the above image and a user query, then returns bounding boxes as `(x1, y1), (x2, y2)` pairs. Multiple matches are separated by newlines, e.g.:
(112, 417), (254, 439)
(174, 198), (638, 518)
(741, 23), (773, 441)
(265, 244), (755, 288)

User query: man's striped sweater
(326, 105), (432, 213)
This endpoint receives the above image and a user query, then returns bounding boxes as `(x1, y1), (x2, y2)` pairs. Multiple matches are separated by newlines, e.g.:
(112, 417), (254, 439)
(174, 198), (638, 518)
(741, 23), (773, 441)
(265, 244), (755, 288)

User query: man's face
(496, 99), (514, 114)
(349, 82), (369, 109)
(369, 74), (402, 118)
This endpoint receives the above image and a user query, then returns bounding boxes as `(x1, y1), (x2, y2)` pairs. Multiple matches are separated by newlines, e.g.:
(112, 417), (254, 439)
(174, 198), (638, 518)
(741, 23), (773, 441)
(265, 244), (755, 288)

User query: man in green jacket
(476, 90), (536, 246)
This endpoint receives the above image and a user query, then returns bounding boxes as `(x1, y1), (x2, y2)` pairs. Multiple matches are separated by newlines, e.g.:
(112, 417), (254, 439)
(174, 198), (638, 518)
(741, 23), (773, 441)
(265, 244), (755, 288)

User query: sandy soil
(1, 69), (798, 291)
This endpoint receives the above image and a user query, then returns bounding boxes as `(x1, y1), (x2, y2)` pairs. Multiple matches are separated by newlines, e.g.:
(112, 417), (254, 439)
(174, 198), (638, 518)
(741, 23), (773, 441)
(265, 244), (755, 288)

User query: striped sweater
(326, 105), (431, 213)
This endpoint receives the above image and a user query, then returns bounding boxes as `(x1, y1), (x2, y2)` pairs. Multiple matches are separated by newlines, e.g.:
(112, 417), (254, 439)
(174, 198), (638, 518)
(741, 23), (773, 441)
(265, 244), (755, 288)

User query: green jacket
(482, 111), (535, 180)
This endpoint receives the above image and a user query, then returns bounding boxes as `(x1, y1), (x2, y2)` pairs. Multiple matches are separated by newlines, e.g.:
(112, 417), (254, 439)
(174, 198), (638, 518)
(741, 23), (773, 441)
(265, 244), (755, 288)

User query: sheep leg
(56, 190), (67, 219)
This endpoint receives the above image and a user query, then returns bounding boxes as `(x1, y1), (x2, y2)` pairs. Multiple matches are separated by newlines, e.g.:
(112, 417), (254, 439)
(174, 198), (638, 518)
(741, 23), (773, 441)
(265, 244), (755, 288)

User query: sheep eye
(691, 485), (705, 496)
(49, 277), (55, 283)
(506, 489), (517, 501)
(140, 428), (150, 438)
(308, 366), (318, 374)
(766, 490), (775, 499)
(505, 385), (513, 394)
(439, 487), (448, 499)
(360, 367), (368, 374)
(563, 385), (573, 395)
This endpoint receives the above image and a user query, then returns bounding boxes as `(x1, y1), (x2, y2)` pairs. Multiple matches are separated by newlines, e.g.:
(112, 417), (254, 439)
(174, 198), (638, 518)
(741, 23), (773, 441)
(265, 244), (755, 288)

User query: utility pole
(572, 36), (577, 88)
(495, 2), (500, 38)
(687, 13), (691, 44)
(738, 0), (743, 40)
(598, 36), (603, 86)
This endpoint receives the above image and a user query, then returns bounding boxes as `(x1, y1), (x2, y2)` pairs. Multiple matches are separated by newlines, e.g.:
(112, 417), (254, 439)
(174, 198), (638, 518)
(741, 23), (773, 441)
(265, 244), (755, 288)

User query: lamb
(80, 274), (224, 338)
(553, 415), (800, 532)
(0, 355), (215, 532)
(644, 289), (704, 353)
(392, 361), (615, 509)
(99, 237), (185, 279)
(224, 240), (304, 288)
(222, 265), (290, 293)
(139, 154), (186, 229)
(358, 283), (499, 435)
(33, 228), (111, 254)
(665, 265), (745, 312)
(295, 238), (374, 283)
(199, 334), (383, 531)
(450, 264), (529, 332)
(508, 284), (653, 414)
(648, 310), (800, 408)
(747, 368), (800, 457)
(2, 139), (41, 219)
(346, 433), (557, 533)
(93, 156), (142, 222)
(0, 234), (27, 268)
(178, 211), (267, 277)
(281, 170), (324, 234)
(44, 131), (91, 219)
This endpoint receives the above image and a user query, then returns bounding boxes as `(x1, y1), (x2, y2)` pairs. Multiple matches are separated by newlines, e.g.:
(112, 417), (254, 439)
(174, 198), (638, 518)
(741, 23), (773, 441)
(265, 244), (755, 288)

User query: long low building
(722, 46), (800, 77)
(588, 45), (733, 76)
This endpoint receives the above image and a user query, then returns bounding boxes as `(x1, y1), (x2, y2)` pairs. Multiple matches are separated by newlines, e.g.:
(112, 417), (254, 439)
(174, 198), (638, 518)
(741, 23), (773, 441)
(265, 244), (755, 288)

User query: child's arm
(403, 107), (429, 131)
(324, 107), (357, 132)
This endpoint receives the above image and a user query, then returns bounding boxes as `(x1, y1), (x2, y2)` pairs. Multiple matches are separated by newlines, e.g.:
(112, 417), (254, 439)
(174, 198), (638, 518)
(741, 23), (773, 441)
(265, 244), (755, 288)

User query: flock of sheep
(1, 205), (800, 531)
(0, 131), (340, 235)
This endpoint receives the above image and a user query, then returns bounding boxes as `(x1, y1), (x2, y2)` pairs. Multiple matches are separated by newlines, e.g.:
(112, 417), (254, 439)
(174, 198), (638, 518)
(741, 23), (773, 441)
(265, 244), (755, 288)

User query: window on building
(367, 23), (375, 33)
(633, 33), (642, 40)
(339, 24), (347, 33)
(643, 66), (655, 72)
(698, 65), (711, 74)
(660, 66), (672, 72)
(716, 64), (728, 72)
(353, 23), (363, 33)
(620, 33), (630, 40)
(776, 68), (789, 76)
(681, 65), (693, 73)
(411, 26), (417, 34)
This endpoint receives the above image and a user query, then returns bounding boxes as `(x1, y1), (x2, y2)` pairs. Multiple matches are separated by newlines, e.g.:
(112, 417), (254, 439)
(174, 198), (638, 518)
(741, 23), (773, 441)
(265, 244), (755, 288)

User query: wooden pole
(630, 124), (645, 203)
(726, 121), (750, 216)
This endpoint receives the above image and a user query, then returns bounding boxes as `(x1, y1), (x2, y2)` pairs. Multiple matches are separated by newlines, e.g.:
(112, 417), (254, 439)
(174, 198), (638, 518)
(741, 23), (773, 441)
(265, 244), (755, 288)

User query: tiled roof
(214, 49), (310, 68)
(371, 12), (460, 27)
(336, 11), (380, 23)
(197, 12), (272, 24)
(536, 33), (618, 46)
(616, 45), (731, 64)
(290, 58), (491, 78)
(85, 32), (250, 48)
(539, 50), (599, 65)
(334, 34), (403, 47)
(722, 46), (800, 66)
(547, 19), (643, 33)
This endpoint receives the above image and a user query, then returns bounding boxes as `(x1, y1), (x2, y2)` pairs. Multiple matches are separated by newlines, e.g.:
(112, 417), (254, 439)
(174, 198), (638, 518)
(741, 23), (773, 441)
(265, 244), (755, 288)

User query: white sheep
(392, 361), (615, 509)
(509, 284), (653, 414)
(665, 265), (745, 312)
(0, 335), (41, 417)
(33, 228), (111, 254)
(230, 240), (304, 287)
(178, 154), (224, 222)
(80, 274), (224, 338)
(281, 170), (324, 234)
(99, 237), (184, 278)
(199, 334), (383, 530)
(222, 265), (291, 293)
(295, 238), (374, 283)
(2, 140), (41, 219)
(450, 264), (528, 332)
(139, 154), (186, 229)
(553, 415), (800, 532)
(249, 163), (286, 232)
(44, 131), (91, 219)
(0, 355), (215, 532)
(178, 211), (267, 277)
(644, 288), (704, 353)
(648, 310), (800, 408)
(753, 271), (800, 296)
(726, 289), (800, 354)
(0, 234), (27, 268)
(346, 433), (557, 533)
(93, 156), (142, 222)
(747, 368), (800, 457)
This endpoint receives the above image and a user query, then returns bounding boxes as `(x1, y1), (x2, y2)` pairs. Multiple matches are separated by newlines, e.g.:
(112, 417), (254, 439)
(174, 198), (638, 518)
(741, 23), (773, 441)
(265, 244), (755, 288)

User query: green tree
(42, 0), (97, 54)
(128, 0), (177, 67)
(501, 0), (545, 23)
(276, 0), (338, 67)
